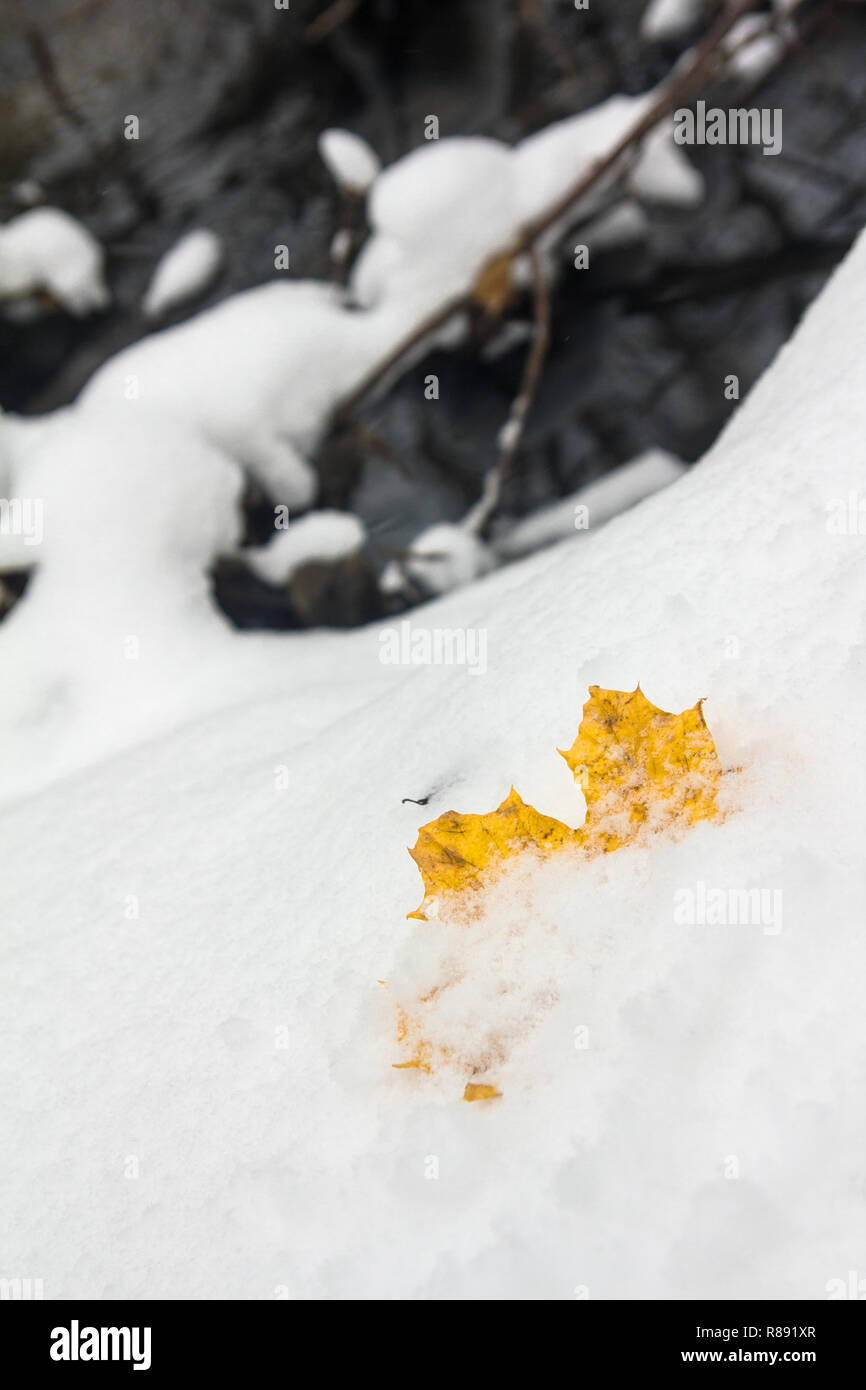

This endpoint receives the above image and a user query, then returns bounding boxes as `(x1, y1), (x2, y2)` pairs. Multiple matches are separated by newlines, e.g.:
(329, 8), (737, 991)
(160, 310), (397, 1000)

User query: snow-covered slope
(2, 228), (865, 1299)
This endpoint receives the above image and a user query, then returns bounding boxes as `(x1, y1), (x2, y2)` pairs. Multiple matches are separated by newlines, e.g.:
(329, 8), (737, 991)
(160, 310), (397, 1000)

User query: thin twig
(306, 0), (364, 43)
(732, 0), (840, 104)
(516, 0), (763, 249)
(466, 248), (552, 536)
(25, 25), (90, 134)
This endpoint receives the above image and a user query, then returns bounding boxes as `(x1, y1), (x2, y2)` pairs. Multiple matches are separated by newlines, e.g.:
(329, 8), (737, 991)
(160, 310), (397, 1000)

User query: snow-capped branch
(334, 0), (767, 425)
(0, 207), (109, 317)
(318, 129), (381, 195)
(515, 0), (764, 249)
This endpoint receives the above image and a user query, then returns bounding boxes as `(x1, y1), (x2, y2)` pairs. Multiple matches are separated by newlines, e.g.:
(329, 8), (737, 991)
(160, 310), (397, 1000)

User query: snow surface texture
(2, 221), (866, 1298)
(0, 207), (109, 316)
(142, 229), (223, 320)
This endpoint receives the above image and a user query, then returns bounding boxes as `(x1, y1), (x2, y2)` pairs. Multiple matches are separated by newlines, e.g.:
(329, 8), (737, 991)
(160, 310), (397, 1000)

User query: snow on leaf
(407, 787), (576, 921)
(408, 684), (721, 922)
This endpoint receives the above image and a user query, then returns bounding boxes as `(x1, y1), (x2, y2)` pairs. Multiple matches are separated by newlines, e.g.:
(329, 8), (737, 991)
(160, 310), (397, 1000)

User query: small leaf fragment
(463, 1083), (502, 1103)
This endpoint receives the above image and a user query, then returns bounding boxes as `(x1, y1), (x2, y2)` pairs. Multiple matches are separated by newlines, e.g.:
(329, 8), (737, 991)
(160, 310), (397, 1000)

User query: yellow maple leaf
(408, 686), (721, 921)
(408, 787), (577, 921)
(395, 685), (725, 1090)
(558, 684), (721, 853)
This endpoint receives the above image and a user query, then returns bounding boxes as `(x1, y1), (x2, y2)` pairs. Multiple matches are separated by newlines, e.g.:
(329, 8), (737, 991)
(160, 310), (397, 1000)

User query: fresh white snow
(722, 15), (794, 84)
(244, 511), (366, 586)
(352, 136), (519, 313)
(641, 0), (705, 42)
(75, 281), (416, 509)
(353, 97), (704, 315)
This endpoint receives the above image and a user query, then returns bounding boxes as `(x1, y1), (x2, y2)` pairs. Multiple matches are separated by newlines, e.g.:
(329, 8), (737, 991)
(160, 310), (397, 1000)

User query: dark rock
(289, 549), (382, 629)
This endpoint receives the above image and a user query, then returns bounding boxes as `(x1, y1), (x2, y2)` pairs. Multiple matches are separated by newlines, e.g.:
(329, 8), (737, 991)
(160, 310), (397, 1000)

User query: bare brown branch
(468, 248), (552, 535)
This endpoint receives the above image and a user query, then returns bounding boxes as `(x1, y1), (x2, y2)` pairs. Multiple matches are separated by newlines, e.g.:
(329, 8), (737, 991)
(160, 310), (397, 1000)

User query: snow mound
(352, 137), (518, 313)
(245, 511), (366, 586)
(381, 522), (495, 597)
(353, 96), (704, 313)
(0, 408), (244, 791)
(77, 282), (367, 506)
